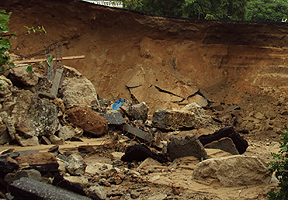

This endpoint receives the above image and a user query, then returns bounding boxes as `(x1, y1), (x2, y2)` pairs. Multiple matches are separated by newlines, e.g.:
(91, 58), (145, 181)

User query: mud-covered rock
(193, 155), (271, 187)
(66, 107), (108, 137)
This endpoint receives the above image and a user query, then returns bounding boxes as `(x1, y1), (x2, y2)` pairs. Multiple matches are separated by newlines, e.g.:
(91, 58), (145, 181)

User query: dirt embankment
(1, 0), (288, 137)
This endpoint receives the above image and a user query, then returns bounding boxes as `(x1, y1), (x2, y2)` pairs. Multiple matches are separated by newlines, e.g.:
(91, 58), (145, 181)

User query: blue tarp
(112, 98), (126, 110)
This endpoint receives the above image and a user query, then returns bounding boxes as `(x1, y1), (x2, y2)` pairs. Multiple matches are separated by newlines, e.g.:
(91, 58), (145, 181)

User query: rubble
(0, 63), (276, 199)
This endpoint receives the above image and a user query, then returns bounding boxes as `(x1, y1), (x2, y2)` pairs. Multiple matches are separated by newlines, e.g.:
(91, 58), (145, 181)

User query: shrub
(267, 129), (288, 199)
(0, 9), (13, 71)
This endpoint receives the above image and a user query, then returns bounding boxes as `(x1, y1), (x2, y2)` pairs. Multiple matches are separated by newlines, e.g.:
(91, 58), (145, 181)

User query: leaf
(9, 62), (14, 67)
(26, 65), (33, 72)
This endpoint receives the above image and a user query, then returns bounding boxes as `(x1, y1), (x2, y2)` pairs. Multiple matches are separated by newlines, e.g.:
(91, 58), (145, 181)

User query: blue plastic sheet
(112, 98), (126, 110)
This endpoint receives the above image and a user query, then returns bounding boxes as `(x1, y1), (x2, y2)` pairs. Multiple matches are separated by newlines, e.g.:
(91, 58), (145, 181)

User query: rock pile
(0, 64), (272, 199)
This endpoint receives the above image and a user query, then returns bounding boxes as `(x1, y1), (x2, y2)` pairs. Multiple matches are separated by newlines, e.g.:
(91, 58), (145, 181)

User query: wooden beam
(13, 55), (85, 64)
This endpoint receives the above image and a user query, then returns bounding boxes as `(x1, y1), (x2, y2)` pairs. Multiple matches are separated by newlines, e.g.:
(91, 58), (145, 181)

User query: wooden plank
(13, 55), (85, 64)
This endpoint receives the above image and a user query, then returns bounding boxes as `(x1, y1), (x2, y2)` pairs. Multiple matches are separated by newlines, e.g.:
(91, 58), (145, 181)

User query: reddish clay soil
(1, 0), (288, 199)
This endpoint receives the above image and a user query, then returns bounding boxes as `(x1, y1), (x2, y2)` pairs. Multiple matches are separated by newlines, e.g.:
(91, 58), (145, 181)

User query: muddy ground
(1, 0), (288, 199)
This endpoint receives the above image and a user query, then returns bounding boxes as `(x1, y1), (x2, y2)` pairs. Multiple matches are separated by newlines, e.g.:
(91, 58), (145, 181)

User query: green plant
(23, 25), (47, 34)
(267, 129), (288, 199)
(0, 9), (14, 71)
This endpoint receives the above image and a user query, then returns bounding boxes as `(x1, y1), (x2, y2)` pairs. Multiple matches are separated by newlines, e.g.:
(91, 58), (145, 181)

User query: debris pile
(0, 64), (273, 199)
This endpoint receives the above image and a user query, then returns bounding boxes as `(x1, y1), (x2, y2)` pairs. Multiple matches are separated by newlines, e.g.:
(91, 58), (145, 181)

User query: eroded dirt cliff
(1, 0), (288, 139)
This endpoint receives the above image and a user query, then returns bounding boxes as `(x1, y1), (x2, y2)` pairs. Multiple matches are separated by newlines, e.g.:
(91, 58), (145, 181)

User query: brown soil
(1, 0), (288, 199)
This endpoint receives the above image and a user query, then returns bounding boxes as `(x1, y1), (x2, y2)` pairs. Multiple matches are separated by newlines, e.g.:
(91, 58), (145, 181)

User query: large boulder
(192, 155), (271, 187)
(10, 90), (60, 146)
(152, 109), (197, 130)
(152, 103), (214, 131)
(66, 107), (108, 137)
(59, 66), (99, 109)
(167, 134), (208, 161)
(9, 65), (39, 86)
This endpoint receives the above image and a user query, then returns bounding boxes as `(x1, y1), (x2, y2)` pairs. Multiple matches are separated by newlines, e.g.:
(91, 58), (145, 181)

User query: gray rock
(9, 177), (91, 200)
(204, 137), (239, 155)
(11, 91), (59, 145)
(167, 134), (208, 161)
(58, 125), (80, 140)
(65, 154), (87, 176)
(10, 65), (39, 86)
(102, 111), (125, 126)
(123, 124), (151, 142)
(4, 169), (42, 184)
(121, 102), (149, 122)
(85, 185), (107, 200)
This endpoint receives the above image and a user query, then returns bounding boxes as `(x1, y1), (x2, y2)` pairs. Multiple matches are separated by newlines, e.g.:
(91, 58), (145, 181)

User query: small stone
(130, 191), (140, 199)
(49, 135), (64, 145)
(110, 152), (125, 161)
(254, 112), (265, 120)
(99, 178), (111, 187)
(65, 154), (87, 176)
(85, 185), (107, 200)
(148, 194), (167, 200)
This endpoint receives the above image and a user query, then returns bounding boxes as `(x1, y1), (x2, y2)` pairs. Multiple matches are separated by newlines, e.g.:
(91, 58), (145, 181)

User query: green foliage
(246, 0), (288, 22)
(23, 25), (47, 34)
(0, 10), (12, 68)
(122, 0), (185, 17)
(121, 0), (247, 20)
(267, 129), (288, 199)
(26, 65), (32, 72)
